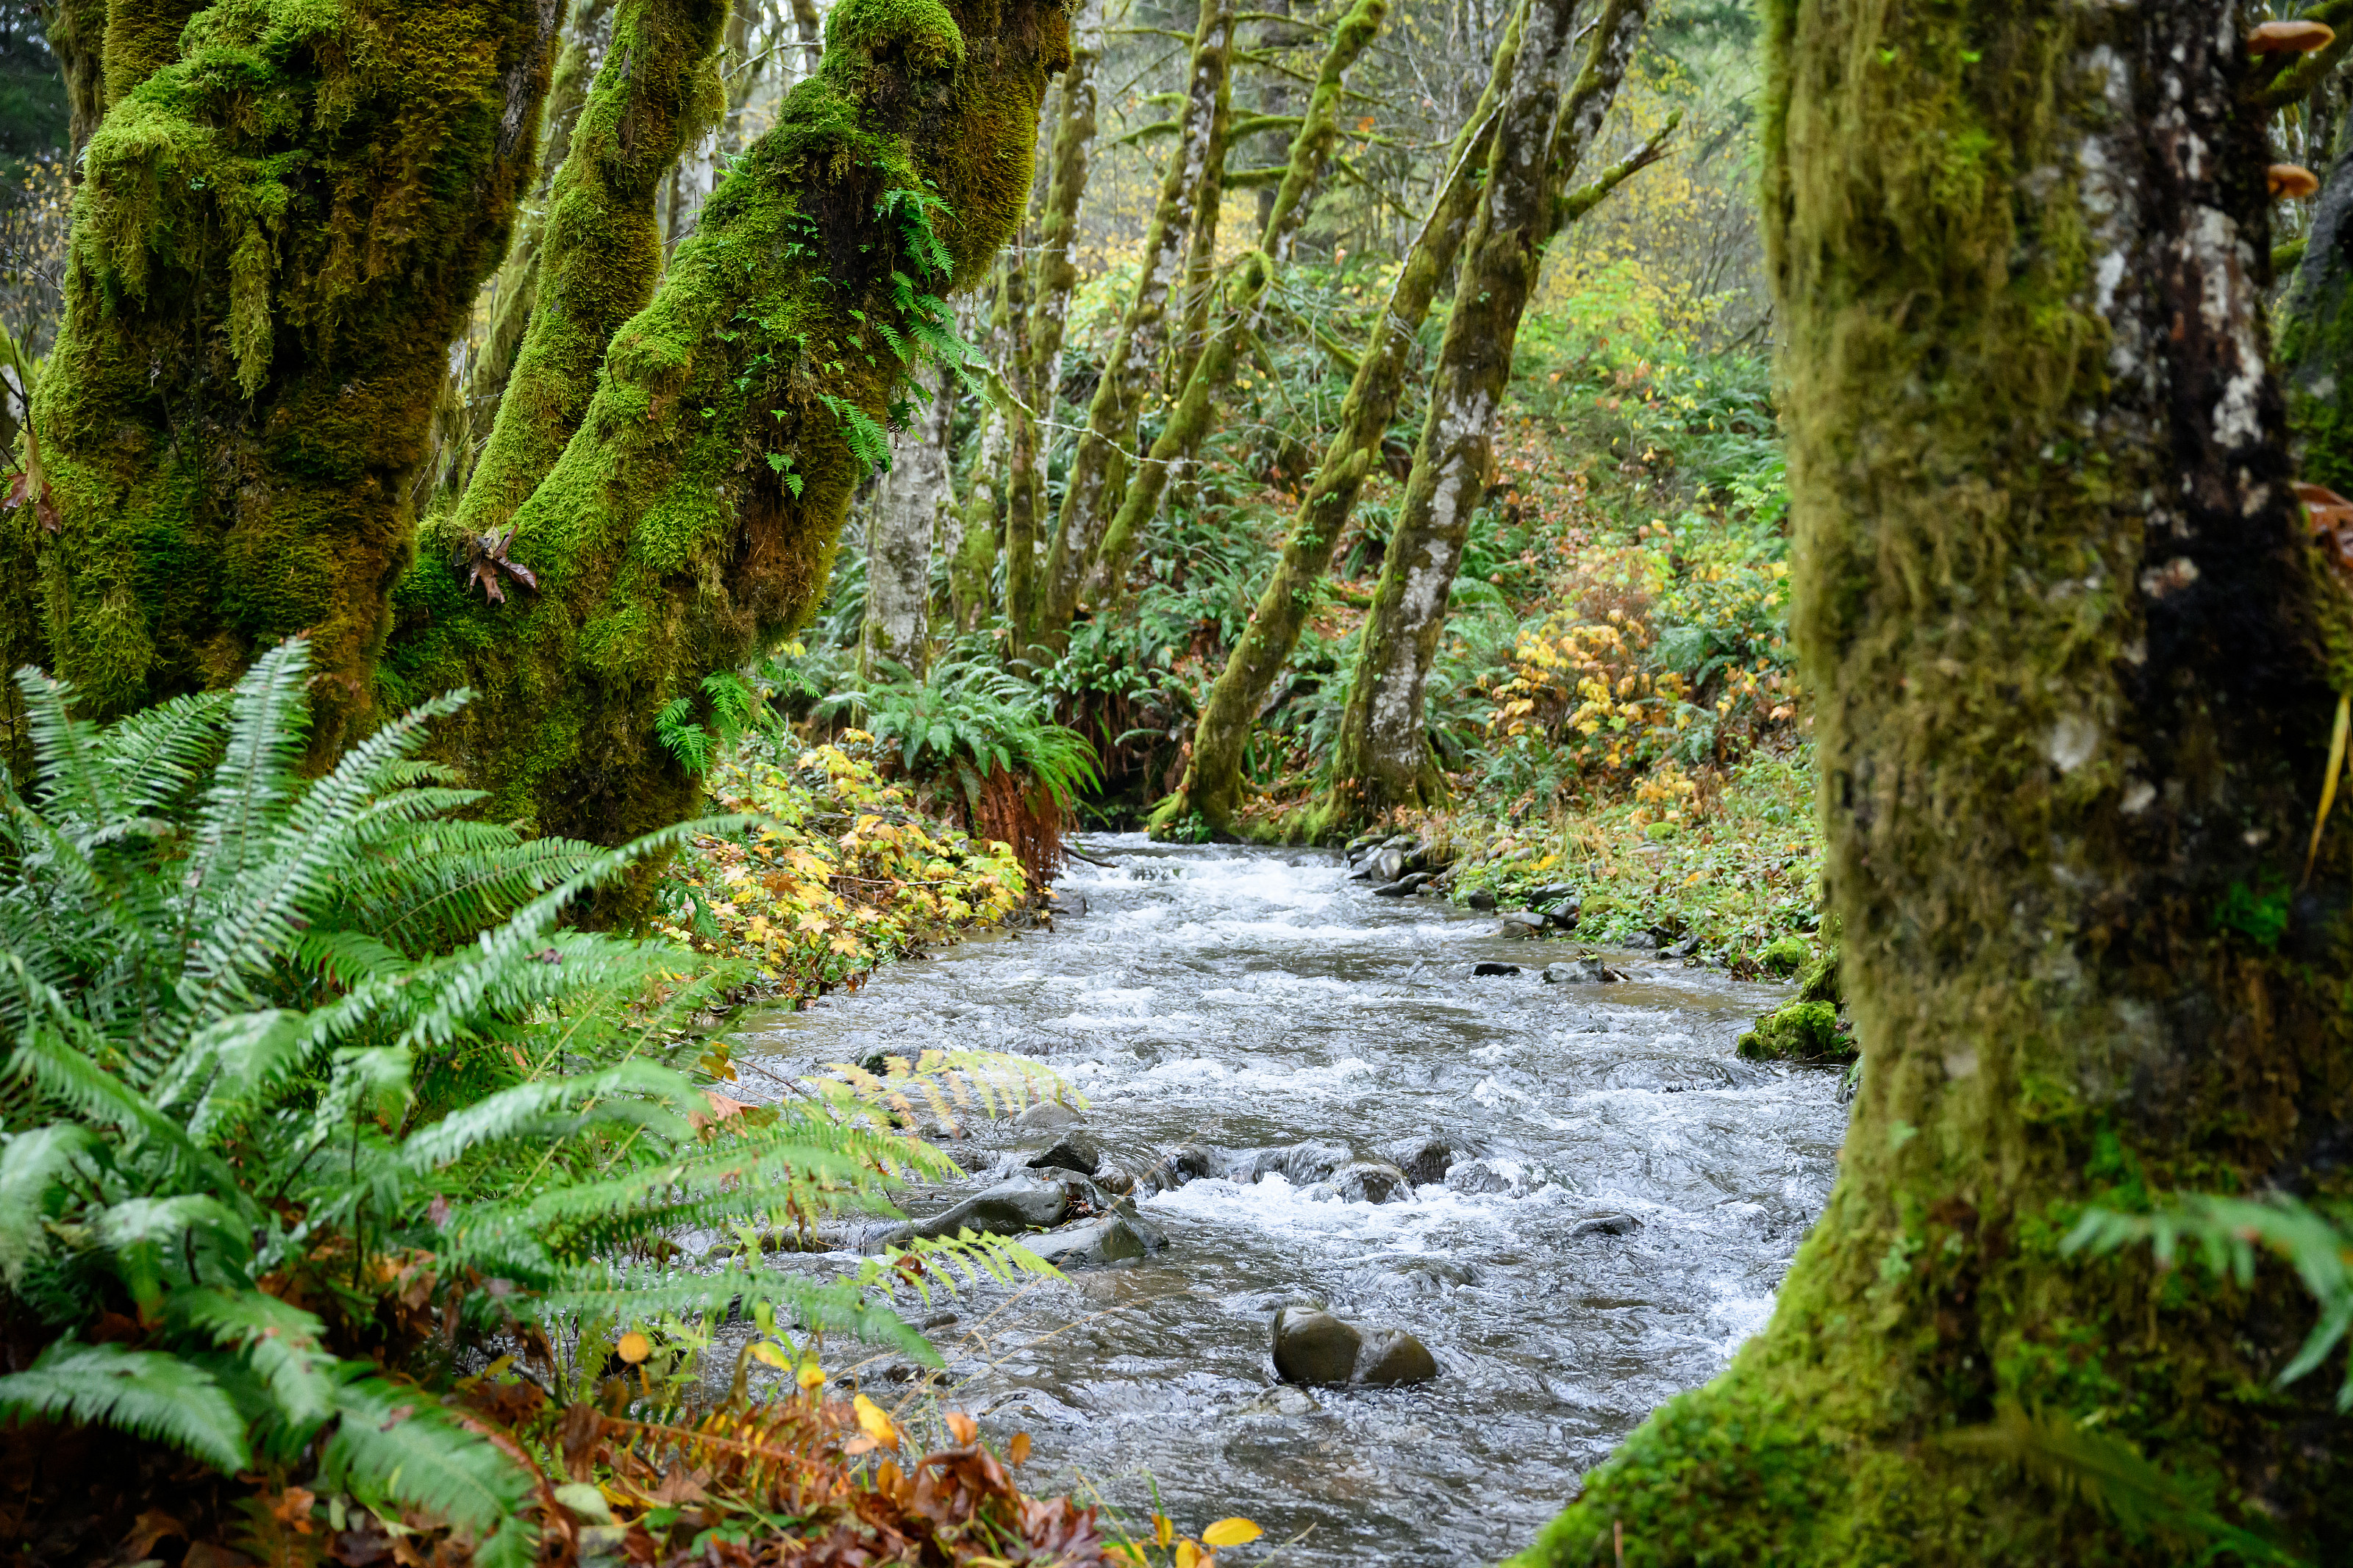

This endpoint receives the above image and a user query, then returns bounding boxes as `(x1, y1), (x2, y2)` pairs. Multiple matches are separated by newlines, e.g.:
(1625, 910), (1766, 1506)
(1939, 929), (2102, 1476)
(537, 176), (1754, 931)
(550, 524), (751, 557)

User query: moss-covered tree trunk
(385, 0), (1070, 855)
(26, 0), (563, 755)
(861, 365), (951, 676)
(434, 0), (730, 559)
(426, 0), (620, 509)
(950, 392), (1002, 629)
(2284, 101), (2353, 492)
(1079, 0), (1385, 617)
(1319, 0), (1643, 825)
(46, 0), (107, 173)
(1518, 4), (2353, 1564)
(1032, 0), (1231, 640)
(1156, 0), (1526, 836)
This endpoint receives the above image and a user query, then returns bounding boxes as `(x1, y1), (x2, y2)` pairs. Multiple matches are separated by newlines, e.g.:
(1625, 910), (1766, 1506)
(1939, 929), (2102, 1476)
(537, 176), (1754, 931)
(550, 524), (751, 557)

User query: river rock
(1229, 1140), (1353, 1187)
(1663, 934), (1701, 959)
(1371, 847), (1407, 884)
(1622, 931), (1660, 953)
(1497, 912), (1546, 939)
(1383, 1136), (1458, 1186)
(1026, 1131), (1102, 1178)
(904, 1174), (1070, 1240)
(1542, 956), (1611, 984)
(1327, 1159), (1411, 1203)
(1570, 1212), (1640, 1239)
(1540, 901), (1582, 929)
(1271, 1307), (1439, 1387)
(1471, 961), (1520, 977)
(1444, 1157), (1529, 1197)
(1529, 882), (1578, 903)
(1140, 1142), (1222, 1193)
(1016, 1100), (1085, 1131)
(1024, 1213), (1163, 1267)
(1466, 889), (1497, 911)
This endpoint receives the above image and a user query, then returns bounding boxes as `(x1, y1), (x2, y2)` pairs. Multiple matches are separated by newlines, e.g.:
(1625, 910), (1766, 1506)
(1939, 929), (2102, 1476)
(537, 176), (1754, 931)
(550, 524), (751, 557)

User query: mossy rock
(1737, 1000), (1852, 1064)
(1757, 934), (1810, 975)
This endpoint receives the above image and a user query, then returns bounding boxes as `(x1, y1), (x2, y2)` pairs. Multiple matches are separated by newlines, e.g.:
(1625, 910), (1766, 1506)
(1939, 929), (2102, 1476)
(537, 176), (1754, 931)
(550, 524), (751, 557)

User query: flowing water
(726, 837), (1846, 1566)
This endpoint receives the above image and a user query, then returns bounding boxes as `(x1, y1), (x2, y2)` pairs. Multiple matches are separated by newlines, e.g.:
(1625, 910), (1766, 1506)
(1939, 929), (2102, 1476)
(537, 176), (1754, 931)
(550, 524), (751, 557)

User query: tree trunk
(1160, 0), (1528, 836)
(1320, 0), (1644, 826)
(1034, 0), (1232, 639)
(950, 394), (1003, 630)
(1518, 3), (2352, 1563)
(436, 0), (730, 559)
(383, 0), (1071, 856)
(27, 0), (563, 754)
(1081, 0), (1386, 617)
(46, 0), (106, 175)
(2284, 112), (2353, 493)
(426, 0), (621, 510)
(861, 366), (951, 677)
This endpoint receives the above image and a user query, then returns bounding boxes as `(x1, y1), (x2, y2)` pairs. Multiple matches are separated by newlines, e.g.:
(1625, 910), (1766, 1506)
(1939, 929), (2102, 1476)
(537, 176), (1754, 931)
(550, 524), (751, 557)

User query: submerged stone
(1271, 1306), (1439, 1386)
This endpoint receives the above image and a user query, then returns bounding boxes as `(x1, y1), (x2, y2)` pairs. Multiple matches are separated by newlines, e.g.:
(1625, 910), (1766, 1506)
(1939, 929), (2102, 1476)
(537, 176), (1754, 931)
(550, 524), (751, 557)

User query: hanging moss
(385, 0), (1071, 869)
(46, 0), (107, 170)
(430, 0), (729, 558)
(29, 0), (563, 755)
(1518, 1), (2353, 1561)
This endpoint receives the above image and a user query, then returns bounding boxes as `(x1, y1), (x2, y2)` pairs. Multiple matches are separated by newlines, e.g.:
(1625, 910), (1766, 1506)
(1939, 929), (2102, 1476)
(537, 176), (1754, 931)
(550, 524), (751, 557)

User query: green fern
(0, 636), (1025, 1552)
(821, 656), (1100, 811)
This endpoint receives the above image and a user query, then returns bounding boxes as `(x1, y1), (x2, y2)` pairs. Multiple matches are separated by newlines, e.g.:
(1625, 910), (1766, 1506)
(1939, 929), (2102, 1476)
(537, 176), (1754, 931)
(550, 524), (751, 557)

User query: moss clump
(1757, 932), (1810, 974)
(385, 0), (1071, 862)
(27, 0), (562, 754)
(1737, 998), (1847, 1063)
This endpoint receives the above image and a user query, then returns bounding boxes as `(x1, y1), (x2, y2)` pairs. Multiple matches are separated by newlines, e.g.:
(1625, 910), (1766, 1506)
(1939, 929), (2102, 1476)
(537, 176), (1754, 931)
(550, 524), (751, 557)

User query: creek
(727, 837), (1846, 1566)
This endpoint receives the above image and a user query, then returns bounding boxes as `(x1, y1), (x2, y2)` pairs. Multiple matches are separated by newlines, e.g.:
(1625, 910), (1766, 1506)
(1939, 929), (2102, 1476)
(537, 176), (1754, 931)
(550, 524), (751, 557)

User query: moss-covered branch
(28, 0), (563, 753)
(385, 0), (1071, 866)
(433, 0), (731, 558)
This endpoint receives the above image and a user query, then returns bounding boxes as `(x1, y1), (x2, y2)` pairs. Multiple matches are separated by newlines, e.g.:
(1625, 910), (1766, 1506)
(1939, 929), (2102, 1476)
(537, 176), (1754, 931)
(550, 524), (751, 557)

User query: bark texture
(1161, 0), (1527, 835)
(2284, 114), (2353, 493)
(435, 0), (730, 558)
(1321, 0), (1642, 823)
(384, 0), (1070, 853)
(1520, 3), (2353, 1562)
(1082, 0), (1385, 622)
(28, 0), (563, 753)
(1033, 0), (1231, 638)
(861, 365), (952, 676)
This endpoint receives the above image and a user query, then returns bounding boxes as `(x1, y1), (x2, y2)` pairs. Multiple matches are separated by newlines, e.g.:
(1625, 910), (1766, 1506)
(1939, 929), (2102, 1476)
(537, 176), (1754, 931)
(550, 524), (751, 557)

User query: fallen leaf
(615, 1331), (651, 1365)
(1203, 1517), (1264, 1547)
(853, 1392), (899, 1448)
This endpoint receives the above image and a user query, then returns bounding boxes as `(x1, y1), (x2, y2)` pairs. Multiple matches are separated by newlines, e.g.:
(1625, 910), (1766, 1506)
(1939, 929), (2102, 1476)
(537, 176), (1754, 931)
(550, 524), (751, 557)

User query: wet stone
(1371, 847), (1407, 884)
(1570, 1213), (1641, 1239)
(1025, 1213), (1163, 1267)
(1016, 1100), (1085, 1131)
(1471, 961), (1521, 977)
(902, 1174), (1070, 1241)
(1329, 1159), (1411, 1204)
(1443, 1157), (1527, 1197)
(1498, 913), (1547, 939)
(1543, 956), (1612, 985)
(1383, 1136), (1458, 1186)
(1466, 889), (1498, 910)
(1026, 1131), (1102, 1177)
(1271, 1307), (1439, 1387)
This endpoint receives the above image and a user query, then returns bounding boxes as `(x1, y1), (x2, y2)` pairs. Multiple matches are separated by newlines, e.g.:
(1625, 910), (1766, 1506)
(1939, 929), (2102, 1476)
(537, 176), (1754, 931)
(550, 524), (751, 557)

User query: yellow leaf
(796, 1361), (826, 1391)
(615, 1332), (650, 1365)
(749, 1341), (790, 1369)
(853, 1392), (899, 1448)
(1175, 1542), (1201, 1568)
(1007, 1431), (1032, 1465)
(1202, 1519), (1263, 1547)
(1154, 1514), (1175, 1547)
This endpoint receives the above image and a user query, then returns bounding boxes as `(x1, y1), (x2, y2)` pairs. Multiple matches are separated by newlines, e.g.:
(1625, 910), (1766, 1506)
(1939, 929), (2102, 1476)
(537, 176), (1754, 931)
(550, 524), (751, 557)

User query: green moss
(32, 0), (562, 753)
(1738, 998), (1849, 1063)
(385, 0), (1071, 867)
(1757, 932), (1810, 975)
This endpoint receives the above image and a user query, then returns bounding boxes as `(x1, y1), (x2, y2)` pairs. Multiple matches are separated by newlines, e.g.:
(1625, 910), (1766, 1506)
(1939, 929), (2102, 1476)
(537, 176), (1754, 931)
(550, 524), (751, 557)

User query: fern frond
(322, 1376), (538, 1568)
(93, 689), (232, 816)
(168, 1286), (340, 1429)
(0, 1123), (96, 1284)
(0, 1341), (251, 1471)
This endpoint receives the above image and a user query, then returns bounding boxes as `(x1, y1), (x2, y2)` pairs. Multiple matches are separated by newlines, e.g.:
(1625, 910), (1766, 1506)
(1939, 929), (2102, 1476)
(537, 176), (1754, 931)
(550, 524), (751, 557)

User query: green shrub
(0, 640), (972, 1563)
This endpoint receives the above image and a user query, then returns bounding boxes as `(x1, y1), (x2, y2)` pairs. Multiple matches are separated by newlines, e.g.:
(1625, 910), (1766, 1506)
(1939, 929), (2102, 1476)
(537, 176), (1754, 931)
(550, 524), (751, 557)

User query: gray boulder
(1371, 847), (1407, 884)
(1542, 956), (1611, 985)
(1271, 1306), (1438, 1387)
(1466, 889), (1498, 911)
(1372, 871), (1432, 896)
(1443, 1157), (1527, 1197)
(1025, 1213), (1164, 1267)
(1570, 1212), (1640, 1239)
(1497, 912), (1546, 939)
(1140, 1142), (1223, 1193)
(1383, 1136), (1457, 1186)
(904, 1175), (1070, 1240)
(1471, 961), (1521, 977)
(1228, 1140), (1352, 1187)
(1016, 1100), (1085, 1131)
(1327, 1160), (1411, 1204)
(1026, 1131), (1102, 1178)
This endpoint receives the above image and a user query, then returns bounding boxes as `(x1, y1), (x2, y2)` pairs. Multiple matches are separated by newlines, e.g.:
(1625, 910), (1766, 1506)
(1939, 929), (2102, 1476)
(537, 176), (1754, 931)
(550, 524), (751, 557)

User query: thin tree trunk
(1162, 0), (1528, 835)
(1034, 0), (1234, 640)
(1161, 49), (1233, 401)
(1520, 3), (2351, 1562)
(1321, 0), (1646, 826)
(1001, 231), (1043, 637)
(862, 366), (951, 678)
(2284, 114), (2353, 490)
(385, 0), (1071, 862)
(951, 396), (1004, 629)
(435, 0), (730, 560)
(1082, 0), (1386, 617)
(26, 0), (563, 753)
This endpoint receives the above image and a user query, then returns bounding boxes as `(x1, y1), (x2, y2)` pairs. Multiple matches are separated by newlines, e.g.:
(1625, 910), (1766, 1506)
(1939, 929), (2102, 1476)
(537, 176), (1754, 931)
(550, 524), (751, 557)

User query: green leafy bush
(822, 653), (1099, 816)
(0, 641), (968, 1562)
